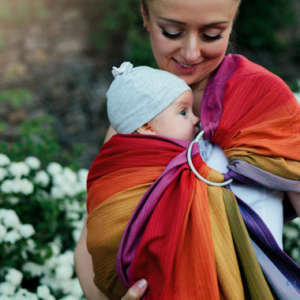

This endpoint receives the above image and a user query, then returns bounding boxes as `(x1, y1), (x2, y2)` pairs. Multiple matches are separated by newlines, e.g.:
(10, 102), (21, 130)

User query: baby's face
(149, 90), (199, 141)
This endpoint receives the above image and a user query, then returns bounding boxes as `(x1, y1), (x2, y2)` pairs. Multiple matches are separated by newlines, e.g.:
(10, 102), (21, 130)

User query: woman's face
(142, 0), (239, 89)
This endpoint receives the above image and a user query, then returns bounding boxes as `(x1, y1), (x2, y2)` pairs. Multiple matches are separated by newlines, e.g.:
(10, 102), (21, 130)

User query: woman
(75, 0), (300, 299)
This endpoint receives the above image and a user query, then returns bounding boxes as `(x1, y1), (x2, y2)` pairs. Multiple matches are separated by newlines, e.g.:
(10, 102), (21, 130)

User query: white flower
(67, 211), (80, 221)
(47, 162), (63, 175)
(61, 296), (79, 300)
(5, 268), (23, 286)
(44, 256), (57, 270)
(37, 285), (51, 299)
(7, 196), (19, 205)
(0, 167), (7, 181)
(19, 224), (35, 238)
(52, 173), (64, 186)
(294, 92), (300, 104)
(284, 227), (299, 239)
(0, 282), (16, 296)
(0, 209), (20, 228)
(55, 265), (73, 280)
(60, 279), (83, 297)
(292, 217), (300, 226)
(9, 162), (30, 178)
(1, 180), (15, 194)
(15, 288), (38, 299)
(63, 167), (77, 183)
(50, 186), (65, 199)
(23, 262), (43, 277)
(78, 168), (88, 183)
(34, 171), (50, 187)
(63, 184), (77, 197)
(72, 228), (81, 242)
(50, 243), (61, 256)
(4, 230), (22, 243)
(0, 154), (10, 166)
(25, 156), (41, 170)
(0, 224), (7, 242)
(18, 178), (34, 195)
(58, 251), (74, 266)
(26, 239), (36, 253)
(292, 248), (300, 260)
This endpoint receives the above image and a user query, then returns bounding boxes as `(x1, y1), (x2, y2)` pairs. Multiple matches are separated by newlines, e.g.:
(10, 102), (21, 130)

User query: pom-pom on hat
(106, 62), (191, 134)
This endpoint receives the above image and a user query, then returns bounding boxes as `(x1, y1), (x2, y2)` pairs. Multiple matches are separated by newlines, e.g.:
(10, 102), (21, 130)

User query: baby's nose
(193, 115), (200, 125)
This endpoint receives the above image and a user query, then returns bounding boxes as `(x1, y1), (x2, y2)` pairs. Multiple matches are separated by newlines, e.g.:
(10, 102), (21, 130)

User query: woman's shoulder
(227, 54), (294, 96)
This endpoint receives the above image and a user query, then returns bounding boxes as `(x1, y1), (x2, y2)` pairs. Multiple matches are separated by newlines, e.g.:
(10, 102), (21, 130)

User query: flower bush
(0, 153), (87, 299)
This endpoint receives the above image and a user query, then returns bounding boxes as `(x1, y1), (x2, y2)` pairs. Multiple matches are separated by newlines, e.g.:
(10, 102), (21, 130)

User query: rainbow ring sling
(86, 55), (300, 300)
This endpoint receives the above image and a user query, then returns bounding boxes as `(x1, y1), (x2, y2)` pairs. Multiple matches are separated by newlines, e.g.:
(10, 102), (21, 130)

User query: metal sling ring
(187, 130), (233, 187)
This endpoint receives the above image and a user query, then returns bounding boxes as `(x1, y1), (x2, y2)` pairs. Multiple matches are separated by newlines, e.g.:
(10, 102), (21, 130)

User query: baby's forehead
(171, 90), (194, 106)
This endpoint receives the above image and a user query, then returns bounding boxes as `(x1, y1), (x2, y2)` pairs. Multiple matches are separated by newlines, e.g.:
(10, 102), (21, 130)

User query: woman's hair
(141, 0), (241, 17)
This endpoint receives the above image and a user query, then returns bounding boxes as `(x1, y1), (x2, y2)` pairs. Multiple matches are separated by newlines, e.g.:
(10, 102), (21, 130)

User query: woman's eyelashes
(162, 28), (181, 39)
(160, 27), (222, 41)
(203, 33), (222, 41)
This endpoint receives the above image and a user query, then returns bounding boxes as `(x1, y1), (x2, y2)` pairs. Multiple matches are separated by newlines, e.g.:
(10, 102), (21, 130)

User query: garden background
(0, 0), (299, 299)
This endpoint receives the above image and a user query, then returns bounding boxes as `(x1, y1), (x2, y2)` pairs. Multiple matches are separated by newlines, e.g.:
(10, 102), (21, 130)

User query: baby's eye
(179, 109), (186, 116)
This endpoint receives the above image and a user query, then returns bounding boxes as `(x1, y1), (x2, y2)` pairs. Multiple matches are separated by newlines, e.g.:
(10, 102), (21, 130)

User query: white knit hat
(106, 62), (191, 134)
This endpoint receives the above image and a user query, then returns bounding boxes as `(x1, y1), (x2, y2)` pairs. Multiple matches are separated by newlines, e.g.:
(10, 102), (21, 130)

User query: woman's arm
(287, 191), (300, 218)
(74, 222), (148, 300)
(74, 221), (108, 300)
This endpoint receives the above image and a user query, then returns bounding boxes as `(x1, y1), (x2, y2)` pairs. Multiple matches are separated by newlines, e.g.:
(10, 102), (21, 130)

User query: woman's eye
(179, 109), (186, 116)
(203, 33), (222, 41)
(162, 29), (182, 39)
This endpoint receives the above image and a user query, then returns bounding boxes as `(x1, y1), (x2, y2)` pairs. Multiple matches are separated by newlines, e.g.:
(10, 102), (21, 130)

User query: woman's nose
(182, 34), (202, 63)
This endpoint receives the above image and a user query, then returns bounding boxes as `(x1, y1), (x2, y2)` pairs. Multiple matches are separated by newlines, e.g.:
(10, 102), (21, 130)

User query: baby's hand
(121, 279), (148, 300)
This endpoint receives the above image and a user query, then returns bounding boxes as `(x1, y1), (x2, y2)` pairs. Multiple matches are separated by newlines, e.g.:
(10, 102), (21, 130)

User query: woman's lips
(173, 59), (199, 74)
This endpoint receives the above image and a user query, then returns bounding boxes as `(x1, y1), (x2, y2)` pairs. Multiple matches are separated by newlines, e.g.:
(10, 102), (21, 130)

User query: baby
(107, 62), (199, 141)
(106, 62), (284, 248)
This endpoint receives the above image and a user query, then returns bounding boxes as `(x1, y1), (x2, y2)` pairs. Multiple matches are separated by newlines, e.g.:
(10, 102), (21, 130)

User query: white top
(199, 139), (284, 248)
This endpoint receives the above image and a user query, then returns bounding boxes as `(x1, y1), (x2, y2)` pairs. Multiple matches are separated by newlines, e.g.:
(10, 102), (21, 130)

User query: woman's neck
(191, 78), (209, 118)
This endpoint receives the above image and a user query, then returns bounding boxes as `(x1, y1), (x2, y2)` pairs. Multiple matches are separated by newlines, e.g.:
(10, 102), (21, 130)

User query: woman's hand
(121, 279), (148, 300)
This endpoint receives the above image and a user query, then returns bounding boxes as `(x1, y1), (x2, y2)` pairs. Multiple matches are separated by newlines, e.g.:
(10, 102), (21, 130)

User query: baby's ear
(136, 123), (156, 135)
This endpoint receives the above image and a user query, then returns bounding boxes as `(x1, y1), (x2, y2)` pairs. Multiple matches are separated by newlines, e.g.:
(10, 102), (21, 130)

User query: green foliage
(283, 219), (300, 264)
(0, 89), (34, 108)
(0, 115), (85, 169)
(235, 0), (296, 53)
(90, 0), (155, 66)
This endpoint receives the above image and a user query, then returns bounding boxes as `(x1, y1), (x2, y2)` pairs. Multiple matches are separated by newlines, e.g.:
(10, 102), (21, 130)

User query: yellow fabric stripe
(207, 185), (245, 300)
(226, 149), (300, 180)
(223, 188), (275, 300)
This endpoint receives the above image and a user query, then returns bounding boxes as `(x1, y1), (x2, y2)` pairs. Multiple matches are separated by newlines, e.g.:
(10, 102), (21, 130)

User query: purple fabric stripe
(236, 196), (300, 292)
(251, 240), (300, 299)
(229, 160), (300, 192)
(201, 54), (240, 140)
(116, 145), (200, 287)
(224, 169), (259, 185)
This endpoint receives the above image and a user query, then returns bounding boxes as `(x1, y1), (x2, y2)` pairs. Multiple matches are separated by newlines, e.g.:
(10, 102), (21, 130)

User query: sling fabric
(86, 54), (300, 299)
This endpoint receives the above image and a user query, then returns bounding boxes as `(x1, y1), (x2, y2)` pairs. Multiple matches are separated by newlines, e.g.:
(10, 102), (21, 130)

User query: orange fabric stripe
(87, 166), (165, 213)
